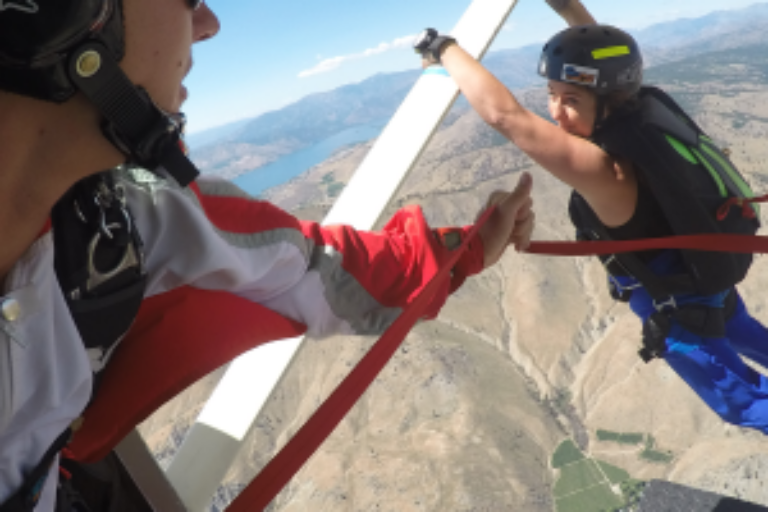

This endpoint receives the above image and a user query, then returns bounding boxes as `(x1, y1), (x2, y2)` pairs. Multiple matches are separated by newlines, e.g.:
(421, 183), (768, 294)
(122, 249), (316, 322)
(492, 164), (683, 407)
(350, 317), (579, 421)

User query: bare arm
(546, 0), (597, 26)
(438, 43), (635, 226)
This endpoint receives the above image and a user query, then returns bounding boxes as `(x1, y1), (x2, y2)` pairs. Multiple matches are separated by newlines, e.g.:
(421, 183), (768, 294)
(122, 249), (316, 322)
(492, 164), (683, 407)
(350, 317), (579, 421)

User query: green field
(596, 461), (630, 485)
(595, 430), (644, 445)
(555, 483), (624, 512)
(640, 435), (674, 464)
(554, 460), (603, 498)
(640, 449), (674, 464)
(550, 437), (651, 511)
(552, 439), (586, 469)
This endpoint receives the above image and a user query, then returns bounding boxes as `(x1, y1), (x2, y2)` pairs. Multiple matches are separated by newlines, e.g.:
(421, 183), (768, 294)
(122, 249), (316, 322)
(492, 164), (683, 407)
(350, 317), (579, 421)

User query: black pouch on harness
(640, 311), (671, 363)
(639, 298), (729, 363)
(56, 454), (152, 512)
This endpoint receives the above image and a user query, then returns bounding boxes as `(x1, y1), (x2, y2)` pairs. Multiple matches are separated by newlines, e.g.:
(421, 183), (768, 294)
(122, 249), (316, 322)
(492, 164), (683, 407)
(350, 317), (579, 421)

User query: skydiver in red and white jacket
(0, 1), (535, 510)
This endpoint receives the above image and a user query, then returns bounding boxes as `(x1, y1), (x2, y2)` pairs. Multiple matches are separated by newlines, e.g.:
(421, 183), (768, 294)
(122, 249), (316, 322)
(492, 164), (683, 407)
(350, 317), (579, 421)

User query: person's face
(547, 80), (598, 138)
(120, 0), (220, 113)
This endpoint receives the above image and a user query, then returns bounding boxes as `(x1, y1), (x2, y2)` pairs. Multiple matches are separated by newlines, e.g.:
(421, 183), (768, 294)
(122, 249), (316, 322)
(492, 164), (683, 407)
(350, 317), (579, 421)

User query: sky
(184, 0), (764, 134)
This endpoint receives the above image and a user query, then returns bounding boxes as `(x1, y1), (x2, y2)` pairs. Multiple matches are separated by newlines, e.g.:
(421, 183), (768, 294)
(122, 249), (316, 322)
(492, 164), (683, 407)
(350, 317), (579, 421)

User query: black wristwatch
(413, 28), (457, 64)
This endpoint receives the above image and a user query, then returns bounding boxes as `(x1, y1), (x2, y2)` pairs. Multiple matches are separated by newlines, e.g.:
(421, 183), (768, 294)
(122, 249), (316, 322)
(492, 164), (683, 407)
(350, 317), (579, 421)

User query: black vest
(569, 86), (759, 299)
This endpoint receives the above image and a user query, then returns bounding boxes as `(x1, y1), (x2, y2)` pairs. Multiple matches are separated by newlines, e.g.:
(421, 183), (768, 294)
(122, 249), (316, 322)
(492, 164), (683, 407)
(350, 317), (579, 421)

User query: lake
(233, 122), (385, 197)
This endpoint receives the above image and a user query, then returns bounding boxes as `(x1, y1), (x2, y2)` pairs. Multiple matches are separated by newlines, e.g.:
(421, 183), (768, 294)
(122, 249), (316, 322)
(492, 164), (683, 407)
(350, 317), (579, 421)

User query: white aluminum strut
(165, 1), (520, 509)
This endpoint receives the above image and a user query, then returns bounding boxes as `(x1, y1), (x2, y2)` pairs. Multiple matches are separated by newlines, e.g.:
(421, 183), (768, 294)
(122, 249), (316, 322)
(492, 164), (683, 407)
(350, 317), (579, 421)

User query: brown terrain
(139, 43), (768, 511)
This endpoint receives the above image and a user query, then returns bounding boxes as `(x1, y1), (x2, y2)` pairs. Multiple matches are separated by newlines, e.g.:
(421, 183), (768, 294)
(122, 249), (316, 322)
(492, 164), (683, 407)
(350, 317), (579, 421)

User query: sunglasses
(188, 0), (204, 10)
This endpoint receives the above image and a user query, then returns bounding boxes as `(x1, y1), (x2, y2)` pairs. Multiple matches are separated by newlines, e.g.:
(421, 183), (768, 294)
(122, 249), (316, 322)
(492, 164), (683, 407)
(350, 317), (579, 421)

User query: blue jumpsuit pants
(614, 251), (768, 433)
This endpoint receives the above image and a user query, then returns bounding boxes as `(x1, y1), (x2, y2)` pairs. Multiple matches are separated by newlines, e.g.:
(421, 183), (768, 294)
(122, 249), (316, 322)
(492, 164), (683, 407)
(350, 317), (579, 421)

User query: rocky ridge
(140, 40), (768, 512)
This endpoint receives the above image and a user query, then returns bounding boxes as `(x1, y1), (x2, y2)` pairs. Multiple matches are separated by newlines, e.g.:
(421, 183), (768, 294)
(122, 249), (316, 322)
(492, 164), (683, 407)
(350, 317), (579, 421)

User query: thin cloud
(298, 35), (416, 78)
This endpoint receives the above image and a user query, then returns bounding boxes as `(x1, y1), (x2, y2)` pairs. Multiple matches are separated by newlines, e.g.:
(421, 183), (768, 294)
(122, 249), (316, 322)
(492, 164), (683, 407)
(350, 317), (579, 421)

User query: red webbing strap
(527, 233), (768, 257)
(229, 227), (768, 510)
(227, 209), (494, 511)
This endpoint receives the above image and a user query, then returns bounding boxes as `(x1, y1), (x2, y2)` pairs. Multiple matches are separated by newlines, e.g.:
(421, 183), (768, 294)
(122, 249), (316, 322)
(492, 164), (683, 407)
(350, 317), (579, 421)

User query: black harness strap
(0, 171), (149, 511)
(68, 42), (198, 188)
(51, 170), (147, 390)
(0, 429), (72, 512)
(573, 198), (729, 363)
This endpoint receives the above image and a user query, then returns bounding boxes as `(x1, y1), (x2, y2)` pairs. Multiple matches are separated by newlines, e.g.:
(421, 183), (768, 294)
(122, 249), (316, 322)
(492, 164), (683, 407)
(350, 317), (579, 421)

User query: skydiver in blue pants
(615, 251), (768, 433)
(414, 0), (768, 433)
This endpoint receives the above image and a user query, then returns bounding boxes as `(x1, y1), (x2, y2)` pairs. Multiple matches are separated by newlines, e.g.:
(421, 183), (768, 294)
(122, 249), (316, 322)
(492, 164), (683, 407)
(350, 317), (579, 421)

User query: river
(233, 122), (384, 197)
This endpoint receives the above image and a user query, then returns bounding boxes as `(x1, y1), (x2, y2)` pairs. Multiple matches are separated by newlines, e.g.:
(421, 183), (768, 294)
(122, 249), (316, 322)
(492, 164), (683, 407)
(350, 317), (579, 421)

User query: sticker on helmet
(538, 56), (548, 77)
(561, 64), (599, 87)
(617, 61), (642, 85)
(0, 0), (38, 14)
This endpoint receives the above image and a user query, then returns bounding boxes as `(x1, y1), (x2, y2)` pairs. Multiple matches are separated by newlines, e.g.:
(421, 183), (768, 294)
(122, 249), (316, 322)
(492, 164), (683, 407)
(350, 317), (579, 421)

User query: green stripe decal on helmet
(592, 45), (631, 60)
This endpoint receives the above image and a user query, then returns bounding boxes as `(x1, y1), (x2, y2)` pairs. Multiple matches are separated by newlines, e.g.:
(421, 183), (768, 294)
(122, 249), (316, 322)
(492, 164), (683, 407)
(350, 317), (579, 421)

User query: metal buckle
(69, 178), (143, 298)
(608, 274), (642, 293)
(601, 255), (640, 282)
(86, 224), (140, 293)
(653, 296), (677, 313)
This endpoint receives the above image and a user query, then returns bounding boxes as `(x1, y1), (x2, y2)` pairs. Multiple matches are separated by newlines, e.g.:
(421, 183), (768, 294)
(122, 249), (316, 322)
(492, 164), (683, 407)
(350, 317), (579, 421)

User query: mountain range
(188, 2), (768, 184)
(139, 10), (768, 510)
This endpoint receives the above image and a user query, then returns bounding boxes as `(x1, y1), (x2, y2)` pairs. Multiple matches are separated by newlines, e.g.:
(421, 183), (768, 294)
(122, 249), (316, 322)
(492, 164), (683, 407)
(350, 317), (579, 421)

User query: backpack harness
(0, 169), (148, 511)
(569, 86), (760, 362)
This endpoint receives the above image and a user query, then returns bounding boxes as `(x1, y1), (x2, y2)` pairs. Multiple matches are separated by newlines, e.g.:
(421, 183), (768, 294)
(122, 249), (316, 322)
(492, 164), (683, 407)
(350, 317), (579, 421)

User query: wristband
(413, 29), (457, 64)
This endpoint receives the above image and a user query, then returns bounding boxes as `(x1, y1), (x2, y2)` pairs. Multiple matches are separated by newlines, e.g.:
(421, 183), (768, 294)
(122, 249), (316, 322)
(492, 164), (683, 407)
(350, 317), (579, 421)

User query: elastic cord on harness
(593, 95), (607, 134)
(717, 193), (768, 221)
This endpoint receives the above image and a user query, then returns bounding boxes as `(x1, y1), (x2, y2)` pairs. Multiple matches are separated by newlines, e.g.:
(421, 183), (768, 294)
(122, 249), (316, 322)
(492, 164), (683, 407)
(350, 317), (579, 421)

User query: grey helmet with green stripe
(538, 24), (643, 96)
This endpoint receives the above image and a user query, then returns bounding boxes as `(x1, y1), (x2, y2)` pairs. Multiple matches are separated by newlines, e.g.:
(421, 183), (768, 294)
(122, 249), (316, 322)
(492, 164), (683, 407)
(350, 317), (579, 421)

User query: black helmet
(0, 0), (124, 103)
(538, 24), (643, 97)
(0, 0), (199, 187)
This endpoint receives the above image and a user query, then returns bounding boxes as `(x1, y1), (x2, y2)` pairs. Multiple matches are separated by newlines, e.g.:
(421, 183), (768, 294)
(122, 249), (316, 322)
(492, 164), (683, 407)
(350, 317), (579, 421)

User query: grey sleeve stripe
(123, 171), (399, 335)
(312, 245), (403, 335)
(196, 179), (254, 200)
(169, 181), (315, 258)
(194, 179), (403, 333)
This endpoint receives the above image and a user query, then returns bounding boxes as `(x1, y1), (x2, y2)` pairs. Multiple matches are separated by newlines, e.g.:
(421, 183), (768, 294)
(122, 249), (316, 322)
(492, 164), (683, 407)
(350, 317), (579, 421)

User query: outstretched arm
(435, 43), (633, 226)
(545, 0), (597, 26)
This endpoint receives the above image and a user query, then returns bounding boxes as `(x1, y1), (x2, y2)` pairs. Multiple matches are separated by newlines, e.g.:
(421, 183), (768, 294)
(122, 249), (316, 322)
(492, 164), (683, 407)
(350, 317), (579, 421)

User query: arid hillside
(140, 43), (768, 511)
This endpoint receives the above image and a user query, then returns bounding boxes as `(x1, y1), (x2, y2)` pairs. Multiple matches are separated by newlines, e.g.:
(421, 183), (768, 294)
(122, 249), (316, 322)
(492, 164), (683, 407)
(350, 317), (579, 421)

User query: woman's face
(547, 80), (598, 138)
(120, 0), (221, 113)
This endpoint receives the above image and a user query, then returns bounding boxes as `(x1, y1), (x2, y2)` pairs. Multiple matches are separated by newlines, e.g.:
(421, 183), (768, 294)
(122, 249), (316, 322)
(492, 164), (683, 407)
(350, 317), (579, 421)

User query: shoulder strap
(640, 90), (699, 147)
(52, 170), (148, 391)
(0, 429), (72, 512)
(641, 86), (705, 135)
(573, 200), (696, 301)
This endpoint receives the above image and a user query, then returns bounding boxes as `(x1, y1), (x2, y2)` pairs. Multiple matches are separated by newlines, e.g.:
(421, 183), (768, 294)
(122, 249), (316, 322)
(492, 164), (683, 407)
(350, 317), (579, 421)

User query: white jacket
(0, 168), (482, 509)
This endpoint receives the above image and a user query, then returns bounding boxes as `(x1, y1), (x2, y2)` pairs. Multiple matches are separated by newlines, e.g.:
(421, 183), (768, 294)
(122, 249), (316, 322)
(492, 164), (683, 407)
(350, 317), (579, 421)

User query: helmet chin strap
(592, 95), (607, 136)
(67, 41), (199, 187)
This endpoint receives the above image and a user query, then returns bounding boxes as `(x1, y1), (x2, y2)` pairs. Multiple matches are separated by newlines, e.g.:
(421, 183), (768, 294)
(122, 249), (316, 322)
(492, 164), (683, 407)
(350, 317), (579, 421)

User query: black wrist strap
(427, 35), (456, 64)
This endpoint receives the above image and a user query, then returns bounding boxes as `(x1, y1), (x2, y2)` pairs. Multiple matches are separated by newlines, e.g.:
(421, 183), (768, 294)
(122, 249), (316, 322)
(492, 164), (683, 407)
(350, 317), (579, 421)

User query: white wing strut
(165, 1), (520, 509)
